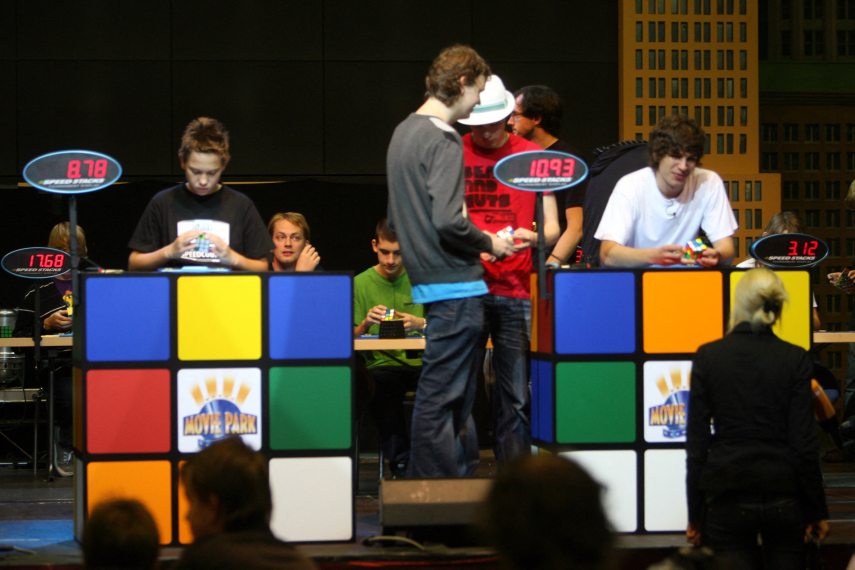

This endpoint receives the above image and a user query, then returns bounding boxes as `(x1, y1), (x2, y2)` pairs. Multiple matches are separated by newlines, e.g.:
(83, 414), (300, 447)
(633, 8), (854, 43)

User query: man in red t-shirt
(459, 75), (560, 462)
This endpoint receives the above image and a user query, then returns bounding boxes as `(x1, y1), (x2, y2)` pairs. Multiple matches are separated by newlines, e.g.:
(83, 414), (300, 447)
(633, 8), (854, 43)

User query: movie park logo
(647, 366), (690, 439)
(182, 373), (259, 449)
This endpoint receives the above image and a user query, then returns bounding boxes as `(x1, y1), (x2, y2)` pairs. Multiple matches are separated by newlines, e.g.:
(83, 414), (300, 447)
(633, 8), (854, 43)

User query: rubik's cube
(683, 238), (707, 261)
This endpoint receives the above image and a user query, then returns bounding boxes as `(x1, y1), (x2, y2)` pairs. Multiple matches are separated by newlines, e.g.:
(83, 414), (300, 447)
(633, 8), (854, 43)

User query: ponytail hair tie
(763, 299), (782, 314)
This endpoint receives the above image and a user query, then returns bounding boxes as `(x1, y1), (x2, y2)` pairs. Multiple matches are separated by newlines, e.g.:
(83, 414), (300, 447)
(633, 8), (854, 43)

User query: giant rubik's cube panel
(71, 273), (354, 545)
(531, 268), (812, 533)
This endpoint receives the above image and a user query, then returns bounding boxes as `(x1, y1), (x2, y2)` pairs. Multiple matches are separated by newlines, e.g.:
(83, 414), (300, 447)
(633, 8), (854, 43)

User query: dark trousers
(702, 494), (806, 570)
(367, 366), (420, 467)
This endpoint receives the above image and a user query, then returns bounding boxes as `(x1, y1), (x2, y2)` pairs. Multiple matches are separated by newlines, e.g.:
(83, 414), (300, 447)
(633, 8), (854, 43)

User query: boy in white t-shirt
(595, 115), (737, 268)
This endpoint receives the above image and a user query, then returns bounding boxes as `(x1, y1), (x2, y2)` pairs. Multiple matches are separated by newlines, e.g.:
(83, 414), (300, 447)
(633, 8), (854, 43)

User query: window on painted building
(681, 78), (688, 97)
(732, 209), (739, 225)
(704, 106), (711, 126)
(761, 152), (779, 171)
(739, 0), (746, 14)
(636, 50), (643, 69)
(739, 134), (747, 153)
(838, 30), (855, 56)
(704, 134), (711, 154)
(804, 30), (824, 56)
(717, 134), (725, 153)
(754, 181), (762, 200)
(694, 22), (702, 41)
(636, 106), (644, 126)
(837, 0), (855, 18)
(804, 0), (823, 18)
(636, 78), (643, 98)
(726, 22), (733, 41)
(782, 181), (799, 200)
(805, 209), (820, 226)
(827, 209), (841, 228)
(783, 152), (800, 170)
(636, 0), (644, 13)
(740, 78), (748, 98)
(847, 152), (855, 171)
(694, 106), (702, 124)
(783, 123), (799, 142)
(782, 31), (792, 56)
(805, 152), (820, 170)
(806, 124), (820, 142)
(745, 209), (753, 229)
(739, 50), (747, 70)
(826, 180), (841, 200)
(754, 209), (762, 229)
(848, 124), (855, 143)
(826, 124), (841, 142)
(781, 0), (791, 19)
(848, 210), (855, 229)
(740, 22), (747, 42)
(745, 181), (753, 201)
(829, 238), (840, 256)
(761, 124), (777, 142)
(848, 238), (855, 255)
(805, 181), (820, 199)
(827, 152), (841, 170)
(733, 236), (740, 256)
(716, 50), (724, 70)
(726, 50), (734, 69)
(704, 78), (711, 97)
(704, 50), (711, 69)
(740, 106), (748, 126)
(730, 180), (739, 202)
(716, 22), (724, 42)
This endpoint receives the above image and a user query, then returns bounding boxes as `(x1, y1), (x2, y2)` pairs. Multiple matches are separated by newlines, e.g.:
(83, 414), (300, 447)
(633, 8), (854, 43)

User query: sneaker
(54, 443), (74, 477)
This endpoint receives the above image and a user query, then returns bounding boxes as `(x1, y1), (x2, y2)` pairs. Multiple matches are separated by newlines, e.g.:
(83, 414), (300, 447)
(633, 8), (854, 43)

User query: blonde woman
(686, 267), (828, 568)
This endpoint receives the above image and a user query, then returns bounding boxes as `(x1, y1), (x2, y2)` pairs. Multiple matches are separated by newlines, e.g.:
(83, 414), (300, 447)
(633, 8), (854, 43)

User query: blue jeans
(480, 295), (531, 463)
(702, 494), (806, 570)
(408, 296), (484, 478)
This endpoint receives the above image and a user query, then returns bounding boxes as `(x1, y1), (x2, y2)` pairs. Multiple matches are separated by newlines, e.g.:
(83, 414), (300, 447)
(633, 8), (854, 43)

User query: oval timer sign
(494, 150), (589, 193)
(750, 233), (829, 268)
(1, 247), (70, 279)
(23, 150), (122, 194)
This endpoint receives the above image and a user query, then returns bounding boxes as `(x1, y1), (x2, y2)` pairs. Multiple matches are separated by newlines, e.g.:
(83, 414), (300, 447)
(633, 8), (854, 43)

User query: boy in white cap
(459, 74), (560, 463)
(386, 45), (517, 477)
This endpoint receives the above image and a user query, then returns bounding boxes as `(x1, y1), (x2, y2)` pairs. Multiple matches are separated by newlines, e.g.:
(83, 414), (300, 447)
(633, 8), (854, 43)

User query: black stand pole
(535, 193), (549, 300)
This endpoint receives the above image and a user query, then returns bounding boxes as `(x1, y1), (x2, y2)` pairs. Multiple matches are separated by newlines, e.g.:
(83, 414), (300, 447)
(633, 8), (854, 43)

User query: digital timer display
(1, 247), (71, 279)
(23, 150), (122, 194)
(27, 253), (66, 268)
(750, 233), (828, 268)
(494, 150), (589, 193)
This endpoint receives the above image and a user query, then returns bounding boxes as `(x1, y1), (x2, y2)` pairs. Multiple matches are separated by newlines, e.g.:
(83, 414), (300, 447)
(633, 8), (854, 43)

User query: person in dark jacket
(177, 437), (317, 570)
(686, 267), (829, 569)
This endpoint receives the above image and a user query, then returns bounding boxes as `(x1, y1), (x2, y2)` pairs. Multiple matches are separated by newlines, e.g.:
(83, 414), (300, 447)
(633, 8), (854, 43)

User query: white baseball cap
(458, 75), (515, 126)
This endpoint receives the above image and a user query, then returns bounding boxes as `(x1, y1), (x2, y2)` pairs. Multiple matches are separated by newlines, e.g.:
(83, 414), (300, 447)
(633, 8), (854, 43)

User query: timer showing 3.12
(787, 239), (819, 257)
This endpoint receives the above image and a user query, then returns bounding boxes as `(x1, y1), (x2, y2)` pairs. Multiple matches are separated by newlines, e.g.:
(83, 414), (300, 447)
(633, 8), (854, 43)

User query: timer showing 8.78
(66, 159), (109, 179)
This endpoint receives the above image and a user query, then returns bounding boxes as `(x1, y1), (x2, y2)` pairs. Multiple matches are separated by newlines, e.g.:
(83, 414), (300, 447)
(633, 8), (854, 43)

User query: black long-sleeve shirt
(686, 322), (828, 524)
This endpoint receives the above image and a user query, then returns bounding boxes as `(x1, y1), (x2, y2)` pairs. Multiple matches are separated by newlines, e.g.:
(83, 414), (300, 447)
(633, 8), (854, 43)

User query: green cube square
(269, 366), (351, 450)
(556, 362), (636, 443)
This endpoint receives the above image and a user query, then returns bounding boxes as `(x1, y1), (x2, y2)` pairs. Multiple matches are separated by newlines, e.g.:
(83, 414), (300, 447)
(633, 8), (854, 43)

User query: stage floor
(2, 452), (855, 569)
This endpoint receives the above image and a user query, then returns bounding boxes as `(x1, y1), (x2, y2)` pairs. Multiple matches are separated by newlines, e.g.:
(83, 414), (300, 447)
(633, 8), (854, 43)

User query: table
(813, 331), (855, 343)
(1, 336), (424, 351)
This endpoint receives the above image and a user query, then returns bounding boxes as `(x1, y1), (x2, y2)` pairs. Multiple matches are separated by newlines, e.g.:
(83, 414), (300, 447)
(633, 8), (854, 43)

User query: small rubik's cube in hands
(683, 238), (708, 262)
(496, 226), (515, 243)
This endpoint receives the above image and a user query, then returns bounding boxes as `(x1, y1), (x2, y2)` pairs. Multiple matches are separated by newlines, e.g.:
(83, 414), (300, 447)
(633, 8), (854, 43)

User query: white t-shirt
(594, 166), (737, 248)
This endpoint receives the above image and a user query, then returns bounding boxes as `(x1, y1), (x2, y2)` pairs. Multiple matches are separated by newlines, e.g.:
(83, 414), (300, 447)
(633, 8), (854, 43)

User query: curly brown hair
(649, 114), (706, 167)
(425, 45), (491, 106)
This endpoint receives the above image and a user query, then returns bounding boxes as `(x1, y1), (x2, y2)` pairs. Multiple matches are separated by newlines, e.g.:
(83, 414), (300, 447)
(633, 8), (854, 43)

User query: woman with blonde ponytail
(685, 267), (828, 569)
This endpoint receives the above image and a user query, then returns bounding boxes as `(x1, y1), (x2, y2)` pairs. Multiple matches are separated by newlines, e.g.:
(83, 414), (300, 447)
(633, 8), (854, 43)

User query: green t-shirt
(353, 267), (424, 368)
